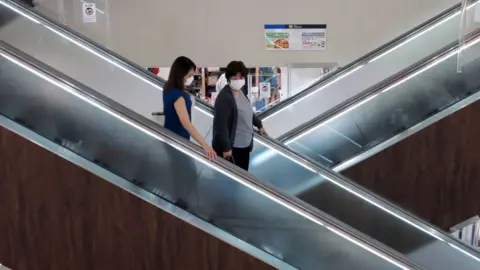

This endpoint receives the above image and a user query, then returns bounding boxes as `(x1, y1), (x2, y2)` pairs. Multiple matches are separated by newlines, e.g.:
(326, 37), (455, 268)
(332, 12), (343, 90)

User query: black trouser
(216, 147), (251, 171)
(232, 147), (251, 171)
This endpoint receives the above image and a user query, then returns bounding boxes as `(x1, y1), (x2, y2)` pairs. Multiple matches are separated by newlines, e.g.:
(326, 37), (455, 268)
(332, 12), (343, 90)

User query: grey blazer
(212, 85), (263, 153)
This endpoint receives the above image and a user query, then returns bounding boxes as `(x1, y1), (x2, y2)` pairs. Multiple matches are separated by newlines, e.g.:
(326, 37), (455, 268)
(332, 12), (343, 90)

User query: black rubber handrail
(279, 28), (480, 143)
(5, 0), (480, 263)
(0, 39), (424, 270)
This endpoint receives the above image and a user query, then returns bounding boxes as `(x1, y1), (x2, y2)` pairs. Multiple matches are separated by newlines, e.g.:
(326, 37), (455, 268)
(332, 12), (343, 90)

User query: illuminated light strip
(324, 226), (411, 270)
(1, 52), (419, 268)
(369, 1), (477, 64)
(43, 25), (162, 91)
(0, 52), (164, 142)
(285, 35), (480, 145)
(207, 41), (480, 251)
(368, 12), (458, 63)
(193, 36), (480, 260)
(284, 94), (378, 145)
(0, 1), (163, 92)
(254, 139), (316, 173)
(5, 0), (471, 258)
(282, 38), (480, 251)
(448, 242), (480, 264)
(257, 126), (449, 244)
(194, 106), (317, 172)
(262, 1), (480, 122)
(284, 39), (480, 263)
(262, 65), (365, 121)
(0, 0), (40, 23)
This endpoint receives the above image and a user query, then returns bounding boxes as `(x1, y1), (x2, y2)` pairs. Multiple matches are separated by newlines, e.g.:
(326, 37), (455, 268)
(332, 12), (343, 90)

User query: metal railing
(278, 29), (480, 171)
(0, 39), (423, 270)
(4, 0), (479, 265)
(257, 0), (477, 119)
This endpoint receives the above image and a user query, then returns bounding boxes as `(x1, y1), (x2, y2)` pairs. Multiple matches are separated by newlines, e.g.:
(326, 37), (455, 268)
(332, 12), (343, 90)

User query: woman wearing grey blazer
(212, 61), (267, 171)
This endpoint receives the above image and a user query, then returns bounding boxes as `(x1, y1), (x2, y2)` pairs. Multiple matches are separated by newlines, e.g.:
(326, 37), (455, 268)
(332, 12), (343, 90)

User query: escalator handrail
(267, 31), (480, 258)
(4, 0), (225, 114)
(0, 41), (422, 270)
(5, 0), (477, 262)
(253, 123), (480, 260)
(256, 0), (476, 120)
(184, 32), (480, 260)
(3, 0), (166, 85)
(278, 29), (480, 143)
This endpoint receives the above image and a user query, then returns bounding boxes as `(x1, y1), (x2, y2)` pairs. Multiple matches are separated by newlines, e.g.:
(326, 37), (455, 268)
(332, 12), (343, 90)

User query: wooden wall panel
(343, 99), (480, 231)
(0, 125), (275, 270)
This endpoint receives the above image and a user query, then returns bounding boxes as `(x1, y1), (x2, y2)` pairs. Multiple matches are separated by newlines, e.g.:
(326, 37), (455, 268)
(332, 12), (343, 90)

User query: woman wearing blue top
(163, 56), (216, 160)
(162, 56), (216, 211)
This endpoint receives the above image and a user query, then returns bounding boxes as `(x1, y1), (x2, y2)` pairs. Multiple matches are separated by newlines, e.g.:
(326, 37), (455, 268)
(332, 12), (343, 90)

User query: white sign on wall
(264, 24), (327, 51)
(82, 3), (97, 23)
(259, 82), (271, 99)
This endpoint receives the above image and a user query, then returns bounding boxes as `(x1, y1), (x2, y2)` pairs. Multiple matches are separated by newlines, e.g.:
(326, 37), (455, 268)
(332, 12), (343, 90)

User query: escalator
(2, 1), (480, 269)
(0, 41), (421, 270)
(278, 30), (480, 171)
(275, 16), (480, 235)
(258, 0), (480, 138)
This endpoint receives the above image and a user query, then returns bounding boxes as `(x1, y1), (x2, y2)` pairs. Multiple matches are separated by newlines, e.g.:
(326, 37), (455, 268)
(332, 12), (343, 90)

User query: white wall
(6, 0), (468, 142)
(262, 5), (480, 138)
(35, 0), (458, 67)
(288, 63), (338, 96)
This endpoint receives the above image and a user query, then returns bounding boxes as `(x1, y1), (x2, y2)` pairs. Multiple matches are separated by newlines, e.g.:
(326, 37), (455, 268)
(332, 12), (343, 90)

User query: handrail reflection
(0, 41), (421, 270)
(280, 29), (480, 144)
(257, 0), (479, 120)
(2, 0), (166, 85)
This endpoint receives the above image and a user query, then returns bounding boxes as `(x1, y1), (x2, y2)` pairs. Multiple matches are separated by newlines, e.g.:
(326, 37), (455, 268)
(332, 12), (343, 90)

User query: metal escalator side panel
(0, 0), (166, 121)
(260, 1), (480, 138)
(0, 41), (420, 270)
(283, 30), (480, 172)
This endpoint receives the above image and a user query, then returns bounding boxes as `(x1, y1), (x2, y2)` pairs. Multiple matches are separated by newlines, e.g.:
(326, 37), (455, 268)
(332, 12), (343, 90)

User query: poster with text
(264, 24), (327, 50)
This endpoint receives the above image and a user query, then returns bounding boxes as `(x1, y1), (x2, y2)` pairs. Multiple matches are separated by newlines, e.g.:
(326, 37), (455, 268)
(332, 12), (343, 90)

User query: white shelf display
(450, 216), (480, 249)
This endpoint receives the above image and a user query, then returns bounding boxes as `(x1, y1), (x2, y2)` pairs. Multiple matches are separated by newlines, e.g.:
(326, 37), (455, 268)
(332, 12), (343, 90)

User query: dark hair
(164, 56), (196, 91)
(225, 61), (248, 82)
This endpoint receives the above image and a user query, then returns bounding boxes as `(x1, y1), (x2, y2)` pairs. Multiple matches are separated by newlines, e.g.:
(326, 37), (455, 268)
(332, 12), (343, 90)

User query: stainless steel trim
(262, 32), (480, 260)
(280, 29), (480, 143)
(0, 41), (422, 269)
(3, 0), (166, 86)
(332, 89), (480, 172)
(0, 0), (468, 264)
(189, 33), (480, 261)
(254, 127), (480, 261)
(0, 114), (298, 270)
(257, 0), (478, 119)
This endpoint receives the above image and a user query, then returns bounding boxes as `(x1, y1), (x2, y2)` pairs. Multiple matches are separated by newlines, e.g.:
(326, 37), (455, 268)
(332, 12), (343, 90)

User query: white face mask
(229, 79), (245, 90)
(185, 76), (194, 86)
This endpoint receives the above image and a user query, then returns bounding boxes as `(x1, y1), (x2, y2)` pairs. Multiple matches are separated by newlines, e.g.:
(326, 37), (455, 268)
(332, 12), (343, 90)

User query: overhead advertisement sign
(264, 24), (327, 51)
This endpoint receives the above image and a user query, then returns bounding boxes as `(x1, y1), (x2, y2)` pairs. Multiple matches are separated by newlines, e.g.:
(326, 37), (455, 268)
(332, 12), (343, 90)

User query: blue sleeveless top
(163, 88), (192, 139)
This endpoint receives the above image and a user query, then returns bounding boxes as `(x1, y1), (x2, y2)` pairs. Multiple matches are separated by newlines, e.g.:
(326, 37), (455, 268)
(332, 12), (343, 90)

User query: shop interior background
(148, 65), (337, 112)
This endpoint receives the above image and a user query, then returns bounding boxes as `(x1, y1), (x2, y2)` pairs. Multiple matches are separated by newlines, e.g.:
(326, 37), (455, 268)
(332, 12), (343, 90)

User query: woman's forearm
(183, 121), (209, 147)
